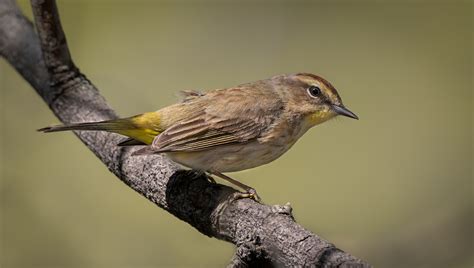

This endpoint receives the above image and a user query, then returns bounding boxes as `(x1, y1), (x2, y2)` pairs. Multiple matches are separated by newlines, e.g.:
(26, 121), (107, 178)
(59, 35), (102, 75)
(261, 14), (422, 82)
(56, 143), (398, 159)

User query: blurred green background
(1, 0), (472, 267)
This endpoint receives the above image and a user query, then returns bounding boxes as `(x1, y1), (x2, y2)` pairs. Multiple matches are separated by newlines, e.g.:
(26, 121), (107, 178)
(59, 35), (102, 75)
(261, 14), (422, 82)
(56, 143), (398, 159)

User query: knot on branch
(271, 202), (294, 218)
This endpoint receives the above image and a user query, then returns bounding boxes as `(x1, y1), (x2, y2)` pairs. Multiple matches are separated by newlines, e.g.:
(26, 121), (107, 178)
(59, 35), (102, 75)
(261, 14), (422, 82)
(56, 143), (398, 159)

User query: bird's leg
(208, 170), (261, 201)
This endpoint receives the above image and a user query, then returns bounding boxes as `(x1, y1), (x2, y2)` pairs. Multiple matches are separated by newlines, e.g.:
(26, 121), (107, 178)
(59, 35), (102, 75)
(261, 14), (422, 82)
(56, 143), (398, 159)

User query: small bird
(39, 73), (358, 199)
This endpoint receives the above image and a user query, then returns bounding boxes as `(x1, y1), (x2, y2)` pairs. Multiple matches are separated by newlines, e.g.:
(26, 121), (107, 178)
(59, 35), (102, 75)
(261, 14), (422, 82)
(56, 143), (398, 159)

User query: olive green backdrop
(1, 0), (472, 267)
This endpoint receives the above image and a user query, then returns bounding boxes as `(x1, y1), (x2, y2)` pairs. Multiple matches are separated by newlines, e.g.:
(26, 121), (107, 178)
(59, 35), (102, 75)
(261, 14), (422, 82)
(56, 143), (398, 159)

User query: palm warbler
(39, 73), (358, 199)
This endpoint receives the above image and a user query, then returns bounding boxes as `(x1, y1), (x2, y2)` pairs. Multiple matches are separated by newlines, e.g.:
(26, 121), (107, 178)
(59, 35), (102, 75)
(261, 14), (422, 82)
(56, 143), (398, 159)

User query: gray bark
(0, 0), (370, 267)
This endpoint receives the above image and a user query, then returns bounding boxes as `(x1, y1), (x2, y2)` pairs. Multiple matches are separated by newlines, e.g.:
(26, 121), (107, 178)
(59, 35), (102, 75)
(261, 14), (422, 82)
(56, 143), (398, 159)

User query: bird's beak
(332, 105), (359, 120)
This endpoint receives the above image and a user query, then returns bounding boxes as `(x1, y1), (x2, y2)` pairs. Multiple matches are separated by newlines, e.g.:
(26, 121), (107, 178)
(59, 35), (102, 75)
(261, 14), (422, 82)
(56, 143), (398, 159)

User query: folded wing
(136, 86), (283, 154)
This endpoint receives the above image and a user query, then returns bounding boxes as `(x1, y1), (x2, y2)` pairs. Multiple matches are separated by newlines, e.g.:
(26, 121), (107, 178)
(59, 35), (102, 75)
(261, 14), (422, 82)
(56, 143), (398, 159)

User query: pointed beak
(332, 105), (359, 120)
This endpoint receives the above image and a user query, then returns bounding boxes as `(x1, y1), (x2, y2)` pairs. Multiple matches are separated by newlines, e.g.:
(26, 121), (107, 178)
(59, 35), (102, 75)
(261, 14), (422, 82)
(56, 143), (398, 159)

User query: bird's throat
(306, 109), (336, 127)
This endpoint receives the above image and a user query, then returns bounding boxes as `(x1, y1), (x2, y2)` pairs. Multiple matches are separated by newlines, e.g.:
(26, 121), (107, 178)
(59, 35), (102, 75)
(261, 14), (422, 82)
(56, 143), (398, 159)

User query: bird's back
(156, 82), (285, 143)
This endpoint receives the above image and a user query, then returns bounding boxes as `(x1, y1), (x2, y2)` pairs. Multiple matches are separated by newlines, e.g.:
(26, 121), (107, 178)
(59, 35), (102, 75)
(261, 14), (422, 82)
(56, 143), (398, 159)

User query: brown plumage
(39, 73), (358, 198)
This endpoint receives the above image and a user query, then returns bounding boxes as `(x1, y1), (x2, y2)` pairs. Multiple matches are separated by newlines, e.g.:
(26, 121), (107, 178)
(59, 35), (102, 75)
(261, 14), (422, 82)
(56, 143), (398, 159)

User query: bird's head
(274, 73), (358, 127)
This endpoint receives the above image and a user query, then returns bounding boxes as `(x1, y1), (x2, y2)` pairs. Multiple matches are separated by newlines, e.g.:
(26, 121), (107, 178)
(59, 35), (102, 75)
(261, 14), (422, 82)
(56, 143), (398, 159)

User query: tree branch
(0, 0), (370, 266)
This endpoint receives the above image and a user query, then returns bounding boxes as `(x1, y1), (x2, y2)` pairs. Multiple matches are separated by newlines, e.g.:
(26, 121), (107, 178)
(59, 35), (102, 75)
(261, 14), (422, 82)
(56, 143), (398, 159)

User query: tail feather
(38, 113), (162, 145)
(37, 119), (132, 133)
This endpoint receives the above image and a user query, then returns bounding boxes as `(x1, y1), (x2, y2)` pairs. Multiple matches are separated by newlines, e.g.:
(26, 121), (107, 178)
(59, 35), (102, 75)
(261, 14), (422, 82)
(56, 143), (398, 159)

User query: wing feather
(150, 86), (284, 152)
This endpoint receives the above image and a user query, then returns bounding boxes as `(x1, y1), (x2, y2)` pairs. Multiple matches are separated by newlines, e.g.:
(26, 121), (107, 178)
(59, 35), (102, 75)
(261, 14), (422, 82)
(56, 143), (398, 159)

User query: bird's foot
(234, 188), (261, 202)
(207, 170), (261, 202)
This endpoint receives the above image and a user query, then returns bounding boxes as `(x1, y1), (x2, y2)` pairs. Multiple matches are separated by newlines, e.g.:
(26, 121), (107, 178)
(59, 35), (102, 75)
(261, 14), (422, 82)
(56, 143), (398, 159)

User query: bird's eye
(307, 86), (321, 98)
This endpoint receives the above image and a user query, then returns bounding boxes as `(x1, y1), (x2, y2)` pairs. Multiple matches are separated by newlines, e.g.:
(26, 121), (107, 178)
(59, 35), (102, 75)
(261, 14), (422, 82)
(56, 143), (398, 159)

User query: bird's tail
(38, 120), (128, 133)
(38, 113), (162, 145)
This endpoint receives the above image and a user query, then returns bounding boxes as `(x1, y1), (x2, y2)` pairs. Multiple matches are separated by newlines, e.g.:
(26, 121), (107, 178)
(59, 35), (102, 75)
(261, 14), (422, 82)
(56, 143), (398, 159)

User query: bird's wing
(149, 87), (283, 153)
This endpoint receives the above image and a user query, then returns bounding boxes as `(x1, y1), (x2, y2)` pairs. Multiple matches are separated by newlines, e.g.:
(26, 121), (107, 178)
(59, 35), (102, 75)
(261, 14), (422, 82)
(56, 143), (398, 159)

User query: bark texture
(0, 0), (370, 267)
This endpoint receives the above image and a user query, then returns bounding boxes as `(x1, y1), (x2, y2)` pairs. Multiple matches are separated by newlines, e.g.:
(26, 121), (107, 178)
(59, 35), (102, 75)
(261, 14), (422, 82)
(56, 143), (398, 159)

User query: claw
(234, 188), (261, 202)
(207, 170), (262, 201)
